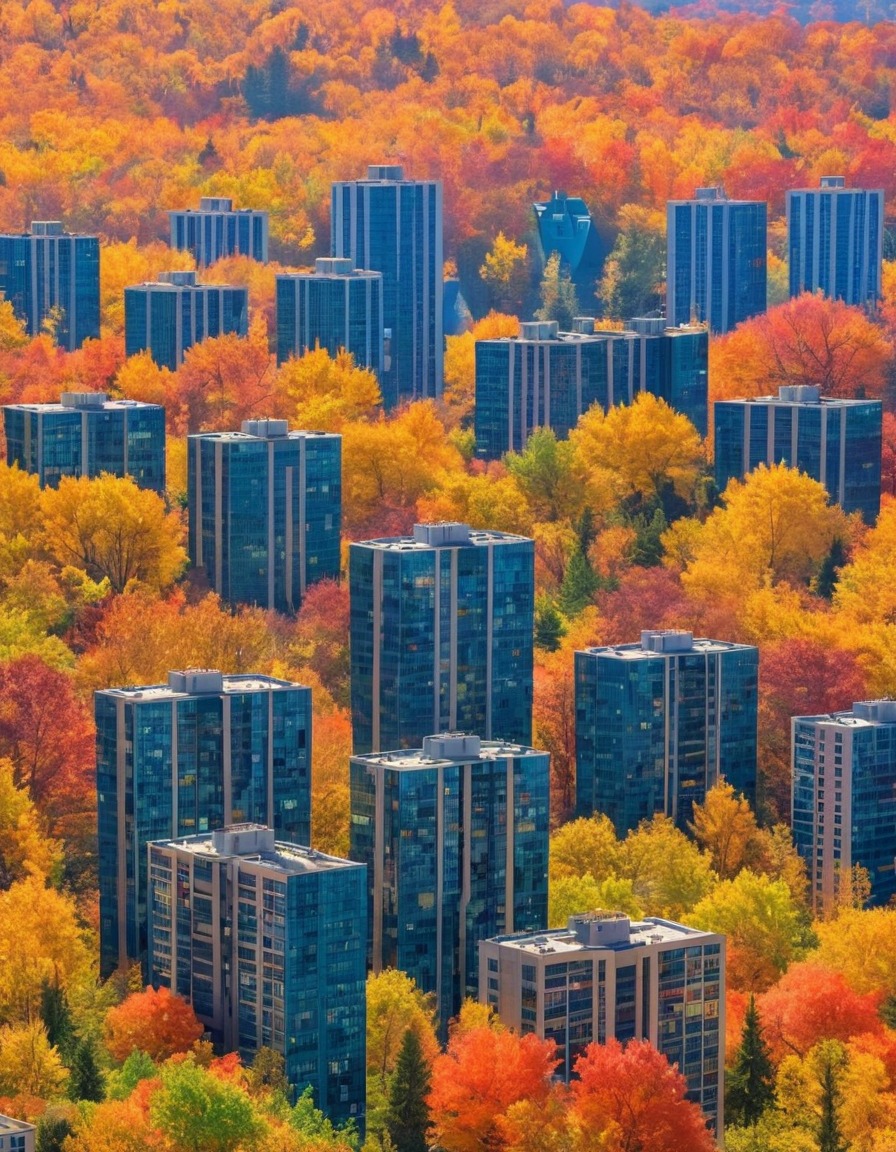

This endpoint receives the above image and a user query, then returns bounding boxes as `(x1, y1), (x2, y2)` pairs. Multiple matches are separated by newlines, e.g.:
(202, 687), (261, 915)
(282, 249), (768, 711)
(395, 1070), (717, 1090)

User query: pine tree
(40, 982), (74, 1063)
(558, 547), (599, 617)
(385, 1029), (432, 1152)
(534, 595), (566, 652)
(816, 1042), (848, 1152)
(725, 996), (775, 1127)
(68, 1038), (104, 1102)
(535, 252), (579, 331)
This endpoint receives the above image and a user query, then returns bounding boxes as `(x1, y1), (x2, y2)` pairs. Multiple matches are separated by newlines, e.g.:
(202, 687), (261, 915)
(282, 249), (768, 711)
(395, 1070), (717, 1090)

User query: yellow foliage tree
(274, 346), (382, 431)
(40, 474), (187, 593)
(479, 233), (529, 313)
(443, 312), (519, 427)
(0, 1021), (67, 1097)
(689, 781), (759, 881)
(0, 464), (42, 581)
(0, 758), (62, 887)
(834, 500), (896, 624)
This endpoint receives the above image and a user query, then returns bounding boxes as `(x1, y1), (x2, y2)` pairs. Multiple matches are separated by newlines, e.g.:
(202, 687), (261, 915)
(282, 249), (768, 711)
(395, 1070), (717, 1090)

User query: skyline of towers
(331, 164), (443, 408)
(124, 269), (248, 370)
(0, 221), (99, 350)
(276, 257), (384, 374)
(714, 385), (882, 523)
(187, 420), (341, 614)
(96, 669), (312, 977)
(793, 700), (896, 914)
(3, 391), (166, 493)
(169, 197), (269, 266)
(349, 522), (535, 756)
(148, 824), (366, 1125)
(666, 186), (767, 334)
(787, 176), (883, 306)
(575, 630), (759, 835)
(350, 732), (549, 1028)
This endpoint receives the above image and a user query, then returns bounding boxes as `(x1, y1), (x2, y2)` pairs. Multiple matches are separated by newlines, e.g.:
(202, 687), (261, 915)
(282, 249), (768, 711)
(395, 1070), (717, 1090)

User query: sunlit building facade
(3, 392), (165, 492)
(350, 733), (549, 1028)
(349, 522), (534, 755)
(148, 824), (366, 1125)
(188, 421), (341, 614)
(575, 631), (758, 834)
(96, 669), (311, 977)
(169, 198), (269, 266)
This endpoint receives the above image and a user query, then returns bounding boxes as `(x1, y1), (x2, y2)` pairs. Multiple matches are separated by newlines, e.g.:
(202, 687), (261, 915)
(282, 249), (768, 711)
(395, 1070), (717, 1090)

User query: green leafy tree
(68, 1037), (104, 1102)
(247, 1046), (290, 1100)
(535, 252), (579, 330)
(727, 996), (776, 1127)
(149, 1059), (265, 1152)
(597, 205), (665, 320)
(105, 1049), (157, 1100)
(385, 1028), (432, 1152)
(558, 546), (599, 617)
(504, 428), (584, 523)
(533, 594), (565, 652)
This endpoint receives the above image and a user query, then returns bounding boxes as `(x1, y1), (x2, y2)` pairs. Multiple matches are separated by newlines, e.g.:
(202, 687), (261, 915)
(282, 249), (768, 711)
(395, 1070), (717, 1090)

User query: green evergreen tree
(558, 547), (599, 617)
(726, 996), (775, 1127)
(35, 1114), (73, 1152)
(68, 1038), (104, 1103)
(815, 537), (847, 600)
(40, 982), (75, 1063)
(816, 1042), (848, 1152)
(247, 1046), (291, 1100)
(385, 1029), (432, 1152)
(534, 594), (566, 652)
(535, 252), (580, 330)
(597, 211), (666, 320)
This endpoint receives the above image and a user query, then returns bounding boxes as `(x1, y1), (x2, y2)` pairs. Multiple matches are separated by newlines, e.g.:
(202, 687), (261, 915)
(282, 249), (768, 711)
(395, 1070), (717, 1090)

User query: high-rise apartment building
(0, 221), (99, 350)
(276, 258), (383, 374)
(169, 198), (269, 266)
(474, 316), (707, 459)
(331, 165), (442, 408)
(349, 522), (534, 755)
(188, 420), (341, 614)
(575, 631), (758, 834)
(3, 392), (165, 493)
(667, 187), (767, 334)
(350, 733), (550, 1027)
(124, 270), (248, 371)
(787, 177), (883, 306)
(714, 385), (882, 523)
(96, 669), (311, 977)
(480, 912), (725, 1133)
(148, 824), (366, 1125)
(793, 700), (896, 913)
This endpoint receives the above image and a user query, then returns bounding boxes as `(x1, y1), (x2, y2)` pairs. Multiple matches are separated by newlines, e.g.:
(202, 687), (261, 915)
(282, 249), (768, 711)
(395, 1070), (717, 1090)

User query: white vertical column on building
(222, 693), (232, 821)
(719, 204), (729, 331)
(343, 277), (351, 358)
(298, 436), (307, 600)
(266, 688), (274, 828)
(607, 340), (615, 407)
(170, 699), (179, 834)
(791, 402), (799, 467)
(421, 184), (430, 399)
(531, 342), (540, 432)
(449, 547), (458, 731)
(458, 760), (472, 998)
(29, 236), (40, 334)
(819, 404), (828, 489)
(432, 547), (441, 735)
(742, 402), (751, 474)
(267, 438), (275, 610)
(81, 408), (90, 478)
(507, 341), (516, 454)
(433, 181), (444, 398)
(543, 344), (551, 430)
(372, 765), (385, 971)
(372, 549), (383, 752)
(767, 402), (775, 464)
(504, 755), (515, 935)
(285, 465), (294, 612)
(520, 344), (528, 449)
(68, 238), (78, 349)
(575, 343), (583, 419)
(664, 655), (675, 822)
(194, 438), (204, 567)
(116, 696), (129, 968)
(214, 440), (223, 596)
(838, 408), (847, 506)
(435, 764), (445, 1009)
(485, 543), (494, 740)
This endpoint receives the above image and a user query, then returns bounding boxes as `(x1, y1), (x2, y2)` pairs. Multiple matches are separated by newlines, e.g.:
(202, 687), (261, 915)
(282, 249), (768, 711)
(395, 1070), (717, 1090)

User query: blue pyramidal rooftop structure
(533, 190), (606, 292)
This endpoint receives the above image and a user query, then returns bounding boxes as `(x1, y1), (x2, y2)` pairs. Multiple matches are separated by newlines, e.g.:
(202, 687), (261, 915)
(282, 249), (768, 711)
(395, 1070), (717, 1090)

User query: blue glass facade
(532, 191), (606, 296)
(96, 670), (311, 977)
(0, 222), (99, 350)
(276, 260), (383, 375)
(787, 179), (883, 305)
(480, 914), (724, 1133)
(349, 522), (534, 755)
(793, 701), (896, 914)
(474, 318), (707, 460)
(575, 631), (758, 834)
(169, 198), (269, 266)
(350, 733), (549, 1030)
(188, 422), (341, 614)
(714, 387), (881, 523)
(148, 826), (366, 1127)
(667, 189), (766, 334)
(3, 393), (165, 492)
(124, 271), (248, 371)
(331, 165), (442, 408)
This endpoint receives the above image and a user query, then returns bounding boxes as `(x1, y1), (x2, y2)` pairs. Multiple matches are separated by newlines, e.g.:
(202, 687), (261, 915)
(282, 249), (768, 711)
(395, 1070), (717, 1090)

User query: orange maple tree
(104, 986), (204, 1063)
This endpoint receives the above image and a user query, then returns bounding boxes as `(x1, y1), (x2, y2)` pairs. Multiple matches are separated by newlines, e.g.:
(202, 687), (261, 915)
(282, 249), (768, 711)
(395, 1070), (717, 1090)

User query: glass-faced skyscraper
(667, 187), (767, 334)
(276, 258), (383, 375)
(714, 385), (882, 523)
(169, 198), (269, 266)
(188, 420), (341, 614)
(0, 221), (99, 350)
(787, 177), (883, 306)
(124, 270), (248, 370)
(96, 669), (311, 977)
(479, 913), (725, 1134)
(793, 700), (896, 914)
(3, 392), (165, 493)
(575, 631), (758, 834)
(331, 165), (443, 409)
(148, 825), (366, 1125)
(349, 522), (534, 755)
(350, 733), (549, 1028)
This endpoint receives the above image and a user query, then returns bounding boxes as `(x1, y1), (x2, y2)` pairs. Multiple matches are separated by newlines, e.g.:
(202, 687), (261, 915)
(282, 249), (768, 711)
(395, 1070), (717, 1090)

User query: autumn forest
(2, 1), (896, 1150)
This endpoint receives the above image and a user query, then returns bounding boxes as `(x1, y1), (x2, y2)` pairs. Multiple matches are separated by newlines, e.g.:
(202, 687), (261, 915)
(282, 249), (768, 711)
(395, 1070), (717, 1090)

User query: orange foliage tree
(568, 1039), (716, 1152)
(427, 1024), (558, 1152)
(104, 986), (204, 1063)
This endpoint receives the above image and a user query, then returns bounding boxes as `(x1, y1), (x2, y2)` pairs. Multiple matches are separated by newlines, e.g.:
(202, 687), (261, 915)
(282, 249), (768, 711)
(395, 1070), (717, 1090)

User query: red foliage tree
(427, 1025), (558, 1152)
(104, 986), (204, 1063)
(569, 1039), (716, 1152)
(757, 963), (884, 1063)
(882, 414), (896, 499)
(597, 567), (693, 643)
(294, 579), (350, 709)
